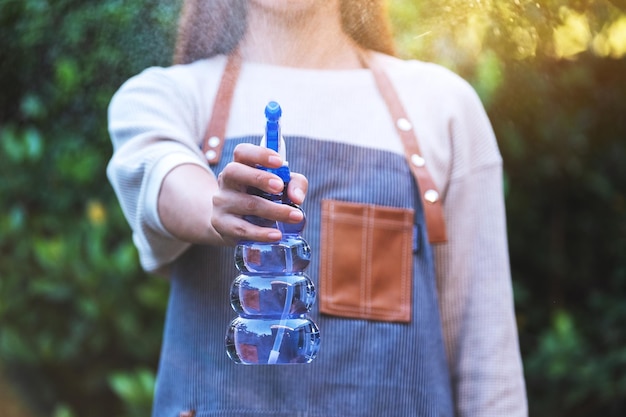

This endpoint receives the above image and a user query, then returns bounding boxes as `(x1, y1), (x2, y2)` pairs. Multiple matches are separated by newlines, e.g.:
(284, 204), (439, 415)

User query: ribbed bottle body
(226, 208), (320, 364)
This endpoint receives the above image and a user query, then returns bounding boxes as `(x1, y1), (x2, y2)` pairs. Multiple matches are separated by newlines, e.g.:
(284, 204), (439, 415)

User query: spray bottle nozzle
(262, 101), (290, 183)
(265, 101), (282, 153)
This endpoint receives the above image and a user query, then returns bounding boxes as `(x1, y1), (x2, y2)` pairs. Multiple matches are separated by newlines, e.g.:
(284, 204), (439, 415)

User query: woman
(107, 0), (528, 416)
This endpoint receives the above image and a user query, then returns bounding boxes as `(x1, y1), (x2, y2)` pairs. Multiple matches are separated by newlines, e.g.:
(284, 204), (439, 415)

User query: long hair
(174, 0), (395, 65)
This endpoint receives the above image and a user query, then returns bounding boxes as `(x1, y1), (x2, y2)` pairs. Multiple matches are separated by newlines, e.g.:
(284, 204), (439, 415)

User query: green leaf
(33, 236), (67, 269)
(53, 404), (76, 417)
(55, 58), (80, 94)
(1, 125), (25, 162)
(108, 369), (155, 404)
(472, 49), (504, 106)
(24, 126), (44, 160)
(20, 93), (46, 119)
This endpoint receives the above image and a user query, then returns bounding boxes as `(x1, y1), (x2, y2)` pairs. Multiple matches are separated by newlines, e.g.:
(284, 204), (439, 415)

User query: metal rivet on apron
(424, 189), (439, 203)
(205, 149), (217, 161)
(179, 411), (196, 417)
(208, 136), (221, 148)
(411, 154), (426, 167)
(396, 118), (412, 131)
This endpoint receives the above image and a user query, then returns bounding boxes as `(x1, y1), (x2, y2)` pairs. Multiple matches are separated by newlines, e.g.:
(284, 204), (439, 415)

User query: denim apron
(153, 51), (454, 417)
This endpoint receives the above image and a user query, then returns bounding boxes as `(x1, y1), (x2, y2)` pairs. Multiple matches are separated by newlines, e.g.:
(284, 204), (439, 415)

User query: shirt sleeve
(106, 66), (212, 273)
(433, 77), (529, 416)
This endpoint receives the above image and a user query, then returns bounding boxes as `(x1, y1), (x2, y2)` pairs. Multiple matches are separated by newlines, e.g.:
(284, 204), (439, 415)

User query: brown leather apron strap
(362, 50), (448, 243)
(202, 51), (447, 243)
(202, 53), (242, 164)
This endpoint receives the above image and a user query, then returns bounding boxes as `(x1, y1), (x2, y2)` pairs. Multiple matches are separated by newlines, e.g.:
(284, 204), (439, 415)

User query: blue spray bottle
(225, 101), (320, 364)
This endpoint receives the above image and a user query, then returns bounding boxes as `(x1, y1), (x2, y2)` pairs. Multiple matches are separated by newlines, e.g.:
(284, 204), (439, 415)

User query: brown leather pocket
(319, 200), (414, 323)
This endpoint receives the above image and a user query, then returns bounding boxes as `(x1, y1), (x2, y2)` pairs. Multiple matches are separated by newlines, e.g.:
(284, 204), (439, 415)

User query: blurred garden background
(0, 0), (625, 416)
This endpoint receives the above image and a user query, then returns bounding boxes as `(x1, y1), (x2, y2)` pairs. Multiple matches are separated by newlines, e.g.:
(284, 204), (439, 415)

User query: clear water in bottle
(225, 101), (320, 365)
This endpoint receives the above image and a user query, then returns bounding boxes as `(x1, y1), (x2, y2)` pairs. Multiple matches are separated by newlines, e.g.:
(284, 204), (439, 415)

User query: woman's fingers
(212, 143), (309, 245)
(287, 172), (308, 205)
(211, 208), (282, 246)
(232, 143), (283, 168)
(217, 162), (284, 195)
(212, 193), (300, 244)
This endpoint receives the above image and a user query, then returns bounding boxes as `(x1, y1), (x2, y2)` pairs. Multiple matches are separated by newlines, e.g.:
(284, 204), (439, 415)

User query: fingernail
(289, 209), (304, 222)
(268, 230), (281, 241)
(293, 187), (305, 202)
(268, 155), (282, 166)
(269, 178), (283, 191)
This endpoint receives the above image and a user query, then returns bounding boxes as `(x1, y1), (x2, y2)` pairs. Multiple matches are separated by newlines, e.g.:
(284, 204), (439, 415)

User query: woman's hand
(211, 143), (308, 246)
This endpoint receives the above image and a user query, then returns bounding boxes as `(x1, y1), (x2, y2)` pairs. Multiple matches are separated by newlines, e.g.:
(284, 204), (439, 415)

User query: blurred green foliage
(0, 0), (179, 416)
(0, 0), (624, 416)
(498, 54), (626, 417)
